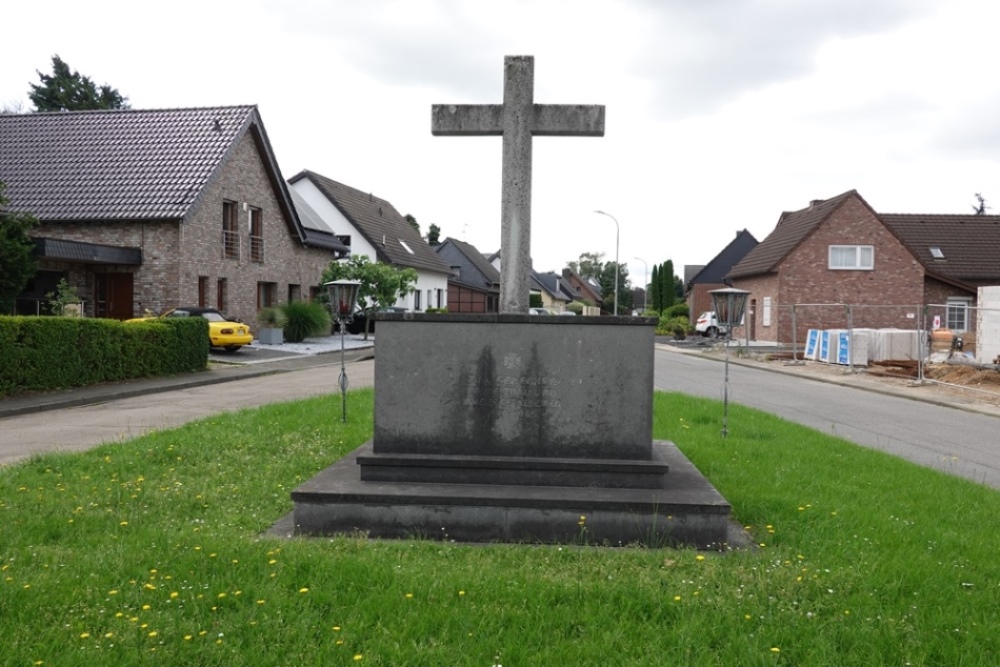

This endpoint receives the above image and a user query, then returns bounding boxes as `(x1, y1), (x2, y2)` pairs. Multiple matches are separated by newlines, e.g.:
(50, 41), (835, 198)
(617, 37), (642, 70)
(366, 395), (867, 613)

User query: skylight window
(929, 246), (944, 259)
(398, 240), (415, 254)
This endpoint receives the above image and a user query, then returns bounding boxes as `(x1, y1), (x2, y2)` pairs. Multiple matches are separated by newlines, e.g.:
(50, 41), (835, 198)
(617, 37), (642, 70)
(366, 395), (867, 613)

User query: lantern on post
(325, 280), (361, 423)
(709, 287), (750, 438)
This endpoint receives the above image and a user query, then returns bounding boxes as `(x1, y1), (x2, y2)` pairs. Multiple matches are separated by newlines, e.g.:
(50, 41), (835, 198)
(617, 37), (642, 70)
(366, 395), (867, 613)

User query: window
(288, 284), (301, 302)
(929, 246), (944, 259)
(217, 278), (227, 311)
(947, 298), (971, 332)
(762, 297), (772, 327)
(436, 289), (444, 309)
(249, 207), (264, 262)
(257, 282), (277, 309)
(829, 245), (873, 270)
(198, 276), (209, 307)
(413, 290), (422, 311)
(222, 201), (239, 259)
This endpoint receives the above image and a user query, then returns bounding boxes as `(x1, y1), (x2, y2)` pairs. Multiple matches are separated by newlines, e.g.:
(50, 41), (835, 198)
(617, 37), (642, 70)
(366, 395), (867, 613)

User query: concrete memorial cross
(432, 55), (605, 313)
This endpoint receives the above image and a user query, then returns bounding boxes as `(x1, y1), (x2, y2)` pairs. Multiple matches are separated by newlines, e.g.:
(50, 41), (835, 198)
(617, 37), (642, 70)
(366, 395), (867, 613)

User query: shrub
(256, 306), (287, 329)
(281, 301), (331, 343)
(663, 303), (689, 319)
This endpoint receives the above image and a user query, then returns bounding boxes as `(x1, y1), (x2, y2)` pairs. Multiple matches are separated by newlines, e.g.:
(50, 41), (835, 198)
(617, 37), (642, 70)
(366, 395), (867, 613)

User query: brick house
(561, 268), (604, 309)
(288, 170), (452, 311)
(433, 237), (500, 312)
(685, 229), (758, 324)
(727, 190), (1000, 342)
(1, 106), (347, 325)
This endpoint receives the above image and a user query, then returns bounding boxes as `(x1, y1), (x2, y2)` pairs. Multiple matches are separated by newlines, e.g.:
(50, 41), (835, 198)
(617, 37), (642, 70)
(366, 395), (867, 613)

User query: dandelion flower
(771, 647), (780, 653)
(79, 632), (90, 639)
(353, 655), (363, 661)
(695, 555), (705, 561)
(299, 587), (309, 594)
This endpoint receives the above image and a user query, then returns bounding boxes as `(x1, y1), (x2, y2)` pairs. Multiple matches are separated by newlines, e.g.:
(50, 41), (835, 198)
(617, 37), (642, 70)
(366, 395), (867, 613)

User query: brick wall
(33, 132), (337, 327)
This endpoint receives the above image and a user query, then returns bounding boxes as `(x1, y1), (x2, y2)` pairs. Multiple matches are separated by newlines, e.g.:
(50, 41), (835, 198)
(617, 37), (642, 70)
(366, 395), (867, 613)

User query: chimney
(809, 199), (823, 208)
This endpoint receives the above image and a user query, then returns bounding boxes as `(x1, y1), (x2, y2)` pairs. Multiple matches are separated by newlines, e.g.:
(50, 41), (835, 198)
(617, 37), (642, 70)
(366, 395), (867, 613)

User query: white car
(695, 311), (725, 338)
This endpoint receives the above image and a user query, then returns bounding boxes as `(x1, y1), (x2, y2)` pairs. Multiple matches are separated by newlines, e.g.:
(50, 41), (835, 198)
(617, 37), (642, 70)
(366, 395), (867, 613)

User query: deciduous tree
(321, 255), (417, 339)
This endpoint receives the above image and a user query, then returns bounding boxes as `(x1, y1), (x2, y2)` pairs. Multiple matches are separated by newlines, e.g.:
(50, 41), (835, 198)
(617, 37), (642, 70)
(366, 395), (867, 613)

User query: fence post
(791, 304), (798, 362)
(918, 305), (926, 383)
(846, 303), (854, 374)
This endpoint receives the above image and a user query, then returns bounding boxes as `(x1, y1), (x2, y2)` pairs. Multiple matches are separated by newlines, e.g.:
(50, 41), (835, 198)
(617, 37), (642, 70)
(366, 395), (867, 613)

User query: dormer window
(929, 246), (944, 259)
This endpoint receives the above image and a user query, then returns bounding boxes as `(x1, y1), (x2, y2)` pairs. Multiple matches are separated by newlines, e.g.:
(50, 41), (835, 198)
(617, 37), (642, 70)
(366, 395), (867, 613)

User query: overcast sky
(4, 0), (999, 286)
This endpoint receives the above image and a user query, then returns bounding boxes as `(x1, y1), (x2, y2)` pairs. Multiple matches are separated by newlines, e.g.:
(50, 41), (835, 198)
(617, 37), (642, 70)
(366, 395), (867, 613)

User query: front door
(94, 273), (134, 320)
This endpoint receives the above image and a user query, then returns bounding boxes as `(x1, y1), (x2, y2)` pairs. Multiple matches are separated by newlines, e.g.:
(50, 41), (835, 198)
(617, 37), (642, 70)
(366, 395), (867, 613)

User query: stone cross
(432, 55), (605, 313)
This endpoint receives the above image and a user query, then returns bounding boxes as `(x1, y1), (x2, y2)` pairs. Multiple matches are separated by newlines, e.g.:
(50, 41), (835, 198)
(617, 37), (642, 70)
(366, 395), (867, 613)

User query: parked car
(529, 307), (551, 315)
(127, 307), (253, 352)
(695, 311), (726, 338)
(346, 306), (408, 335)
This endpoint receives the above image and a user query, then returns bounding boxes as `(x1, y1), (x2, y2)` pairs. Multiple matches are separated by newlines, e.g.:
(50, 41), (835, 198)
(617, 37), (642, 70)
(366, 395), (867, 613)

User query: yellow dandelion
(695, 555), (705, 561)
(336, 640), (345, 646)
(458, 590), (466, 596)
(299, 587), (309, 594)
(79, 632), (90, 639)
(405, 592), (414, 598)
(257, 599), (266, 605)
(673, 595), (681, 602)
(333, 626), (341, 631)
(170, 592), (179, 599)
(353, 655), (363, 661)
(148, 631), (158, 638)
(771, 647), (780, 653)
(184, 635), (193, 641)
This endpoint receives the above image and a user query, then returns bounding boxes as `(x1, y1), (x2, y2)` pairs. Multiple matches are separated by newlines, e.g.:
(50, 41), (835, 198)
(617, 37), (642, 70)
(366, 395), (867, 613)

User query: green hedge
(0, 316), (209, 397)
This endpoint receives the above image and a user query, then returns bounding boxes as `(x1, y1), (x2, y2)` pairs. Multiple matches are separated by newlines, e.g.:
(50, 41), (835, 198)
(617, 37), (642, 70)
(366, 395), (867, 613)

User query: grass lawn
(2, 389), (999, 665)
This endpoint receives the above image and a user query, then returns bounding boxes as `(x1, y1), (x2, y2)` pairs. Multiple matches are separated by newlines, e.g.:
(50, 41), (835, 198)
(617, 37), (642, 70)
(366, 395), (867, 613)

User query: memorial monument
(290, 56), (733, 547)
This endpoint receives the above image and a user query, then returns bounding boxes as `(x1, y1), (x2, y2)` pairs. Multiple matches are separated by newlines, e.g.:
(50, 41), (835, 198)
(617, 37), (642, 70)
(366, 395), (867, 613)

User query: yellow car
(129, 307), (253, 353)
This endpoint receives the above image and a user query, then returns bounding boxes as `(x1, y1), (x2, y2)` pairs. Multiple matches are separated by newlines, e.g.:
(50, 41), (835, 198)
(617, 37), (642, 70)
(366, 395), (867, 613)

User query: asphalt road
(653, 348), (1000, 489)
(4, 346), (1000, 490)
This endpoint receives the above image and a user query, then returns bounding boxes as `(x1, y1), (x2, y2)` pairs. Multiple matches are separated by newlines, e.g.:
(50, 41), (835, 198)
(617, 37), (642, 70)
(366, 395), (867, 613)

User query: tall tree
(321, 255), (417, 339)
(0, 182), (40, 314)
(598, 261), (630, 315)
(661, 260), (675, 309)
(567, 251), (605, 282)
(426, 223), (441, 246)
(29, 55), (129, 111)
(650, 263), (660, 313)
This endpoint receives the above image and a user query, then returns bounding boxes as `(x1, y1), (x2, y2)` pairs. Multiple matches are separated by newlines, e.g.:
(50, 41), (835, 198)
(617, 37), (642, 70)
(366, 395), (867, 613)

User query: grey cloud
(630, 0), (938, 118)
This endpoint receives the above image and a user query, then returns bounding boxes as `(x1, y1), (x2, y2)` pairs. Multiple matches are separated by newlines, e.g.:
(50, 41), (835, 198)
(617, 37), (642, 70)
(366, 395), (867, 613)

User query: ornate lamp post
(325, 280), (361, 423)
(709, 287), (750, 438)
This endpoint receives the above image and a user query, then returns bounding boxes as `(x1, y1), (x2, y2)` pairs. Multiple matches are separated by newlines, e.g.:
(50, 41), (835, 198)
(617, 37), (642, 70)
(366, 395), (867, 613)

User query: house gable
(1, 106), (346, 322)
(288, 170), (451, 277)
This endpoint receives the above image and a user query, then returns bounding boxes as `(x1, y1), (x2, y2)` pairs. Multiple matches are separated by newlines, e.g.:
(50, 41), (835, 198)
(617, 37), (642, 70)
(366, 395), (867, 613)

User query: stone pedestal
(290, 314), (734, 548)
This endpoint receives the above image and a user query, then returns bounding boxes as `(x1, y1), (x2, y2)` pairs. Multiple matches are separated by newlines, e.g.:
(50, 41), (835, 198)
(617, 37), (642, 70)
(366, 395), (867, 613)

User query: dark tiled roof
(687, 229), (758, 288)
(561, 268), (603, 303)
(0, 106), (258, 221)
(434, 237), (501, 289)
(728, 190), (859, 279)
(289, 170), (451, 275)
(532, 271), (579, 301)
(881, 213), (1000, 283)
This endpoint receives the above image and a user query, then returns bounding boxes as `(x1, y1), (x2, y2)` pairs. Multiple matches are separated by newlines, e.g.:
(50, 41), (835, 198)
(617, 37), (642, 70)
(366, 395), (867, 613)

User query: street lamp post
(634, 256), (648, 313)
(709, 287), (750, 438)
(594, 210), (619, 315)
(325, 280), (361, 423)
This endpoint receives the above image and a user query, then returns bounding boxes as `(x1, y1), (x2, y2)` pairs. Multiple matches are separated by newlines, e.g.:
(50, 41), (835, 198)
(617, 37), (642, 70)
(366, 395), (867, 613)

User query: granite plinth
(291, 440), (732, 548)
(374, 314), (657, 461)
(357, 449), (669, 489)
